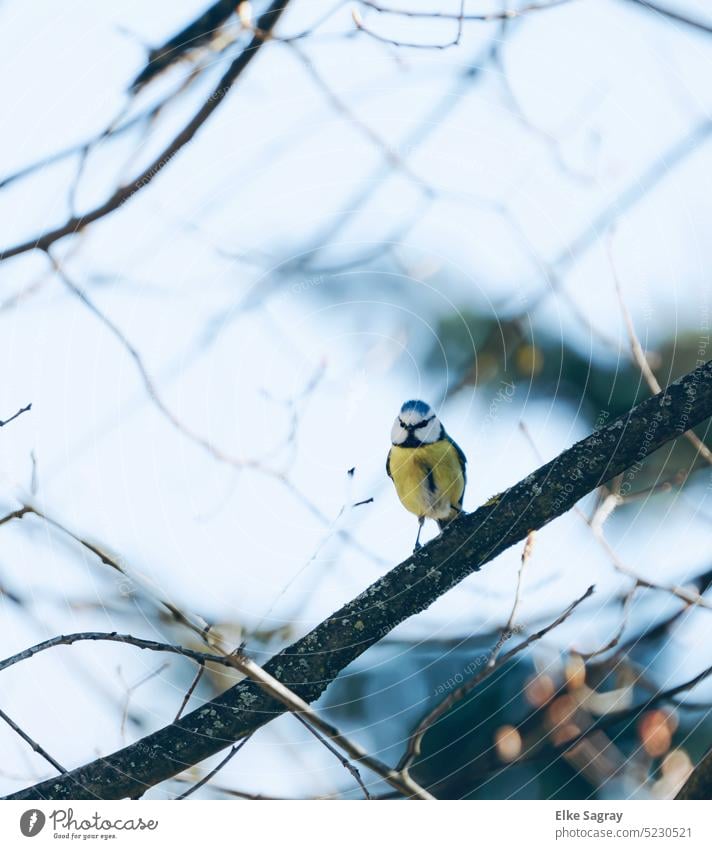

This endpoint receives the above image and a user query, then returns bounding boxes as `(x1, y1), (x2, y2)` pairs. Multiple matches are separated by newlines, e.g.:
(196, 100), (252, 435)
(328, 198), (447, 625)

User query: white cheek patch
(391, 419), (408, 444)
(418, 417), (441, 444)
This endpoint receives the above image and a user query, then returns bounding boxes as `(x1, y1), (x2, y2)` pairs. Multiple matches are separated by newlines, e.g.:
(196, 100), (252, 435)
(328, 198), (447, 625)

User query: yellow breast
(388, 439), (465, 521)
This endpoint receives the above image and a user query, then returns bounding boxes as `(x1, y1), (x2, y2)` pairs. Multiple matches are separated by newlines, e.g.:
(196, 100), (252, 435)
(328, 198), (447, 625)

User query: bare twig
(0, 632), (228, 674)
(624, 0), (712, 36)
(289, 42), (432, 191)
(292, 714), (372, 799)
(398, 584), (594, 772)
(174, 665), (206, 722)
(0, 1), (291, 262)
(119, 663), (170, 740)
(518, 420), (712, 610)
(609, 238), (712, 466)
(0, 708), (67, 775)
(495, 530), (536, 657)
(353, 0), (570, 48)
(8, 363), (712, 801)
(176, 735), (253, 800)
(44, 256), (382, 566)
(558, 663), (712, 754)
(359, 0), (572, 22)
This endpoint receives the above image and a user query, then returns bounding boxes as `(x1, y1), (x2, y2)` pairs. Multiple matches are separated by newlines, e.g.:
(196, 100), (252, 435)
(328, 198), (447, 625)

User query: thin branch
(677, 746), (712, 800)
(0, 506), (32, 527)
(292, 714), (372, 799)
(48, 252), (251, 468)
(361, 0), (572, 20)
(398, 584), (594, 772)
(0, 629), (427, 799)
(609, 238), (712, 466)
(597, 529), (712, 608)
(518, 420), (712, 609)
(578, 583), (638, 660)
(219, 651), (433, 800)
(558, 663), (712, 754)
(353, 0), (570, 48)
(0, 404), (32, 428)
(174, 665), (206, 722)
(289, 42), (432, 192)
(129, 0), (240, 92)
(624, 0), (712, 36)
(0, 0), (291, 262)
(176, 735), (253, 800)
(0, 632), (229, 674)
(6, 504), (222, 645)
(119, 663), (170, 740)
(0, 708), (67, 775)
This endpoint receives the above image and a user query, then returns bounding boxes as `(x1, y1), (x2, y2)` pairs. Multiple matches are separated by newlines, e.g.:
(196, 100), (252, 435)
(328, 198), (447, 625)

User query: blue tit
(386, 400), (467, 550)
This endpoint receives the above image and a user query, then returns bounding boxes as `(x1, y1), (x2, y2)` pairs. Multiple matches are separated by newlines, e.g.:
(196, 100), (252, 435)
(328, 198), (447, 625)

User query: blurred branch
(398, 581), (593, 774)
(677, 746), (712, 800)
(118, 663), (170, 740)
(0, 632), (228, 673)
(174, 665), (206, 722)
(171, 775), (286, 799)
(0, 0), (290, 263)
(519, 421), (712, 610)
(578, 584), (637, 661)
(6, 359), (711, 800)
(0, 632), (429, 799)
(290, 42), (432, 191)
(360, 0), (571, 21)
(46, 256), (382, 564)
(0, 403), (31, 428)
(292, 714), (372, 799)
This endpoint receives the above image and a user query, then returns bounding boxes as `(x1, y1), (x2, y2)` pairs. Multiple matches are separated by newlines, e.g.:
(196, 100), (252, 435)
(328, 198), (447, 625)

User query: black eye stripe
(397, 414), (435, 432)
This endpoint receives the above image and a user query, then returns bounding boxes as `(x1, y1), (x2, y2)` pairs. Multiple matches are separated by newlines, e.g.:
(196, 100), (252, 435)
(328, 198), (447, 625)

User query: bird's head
(391, 399), (442, 445)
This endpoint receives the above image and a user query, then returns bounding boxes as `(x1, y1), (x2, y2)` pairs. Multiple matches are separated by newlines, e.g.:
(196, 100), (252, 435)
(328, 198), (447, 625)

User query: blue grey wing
(446, 435), (467, 504)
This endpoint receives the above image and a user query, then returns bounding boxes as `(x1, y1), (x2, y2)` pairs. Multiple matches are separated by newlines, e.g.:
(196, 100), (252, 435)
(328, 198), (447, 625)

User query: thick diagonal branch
(6, 360), (712, 801)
